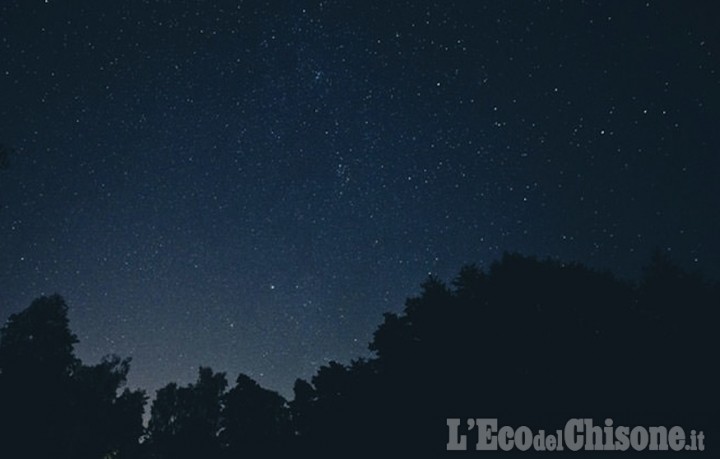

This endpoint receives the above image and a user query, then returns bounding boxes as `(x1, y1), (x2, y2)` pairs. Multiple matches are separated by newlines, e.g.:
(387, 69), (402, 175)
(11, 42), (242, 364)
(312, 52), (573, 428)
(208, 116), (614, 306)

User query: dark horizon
(1, 249), (717, 403)
(1, 252), (717, 458)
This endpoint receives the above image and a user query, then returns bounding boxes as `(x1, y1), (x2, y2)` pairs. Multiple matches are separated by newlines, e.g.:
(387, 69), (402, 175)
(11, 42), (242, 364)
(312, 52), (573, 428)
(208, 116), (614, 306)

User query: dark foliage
(220, 373), (293, 457)
(0, 295), (146, 459)
(145, 367), (227, 459)
(295, 253), (719, 457)
(1, 254), (717, 458)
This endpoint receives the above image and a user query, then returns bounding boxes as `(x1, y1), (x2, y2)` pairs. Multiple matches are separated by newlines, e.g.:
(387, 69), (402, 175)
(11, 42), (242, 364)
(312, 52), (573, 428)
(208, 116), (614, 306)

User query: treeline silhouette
(0, 252), (717, 458)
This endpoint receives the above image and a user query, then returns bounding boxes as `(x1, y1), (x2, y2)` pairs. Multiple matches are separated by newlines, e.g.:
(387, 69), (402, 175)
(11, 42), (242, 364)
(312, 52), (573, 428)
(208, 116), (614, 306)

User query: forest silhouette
(0, 252), (717, 458)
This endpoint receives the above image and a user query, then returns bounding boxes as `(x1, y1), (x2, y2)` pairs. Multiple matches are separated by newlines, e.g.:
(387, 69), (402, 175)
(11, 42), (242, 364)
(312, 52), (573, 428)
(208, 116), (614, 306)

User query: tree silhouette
(146, 367), (227, 459)
(221, 373), (292, 457)
(1, 254), (717, 457)
(0, 295), (145, 459)
(0, 295), (79, 458)
(0, 294), (78, 376)
(70, 355), (147, 459)
(287, 253), (719, 457)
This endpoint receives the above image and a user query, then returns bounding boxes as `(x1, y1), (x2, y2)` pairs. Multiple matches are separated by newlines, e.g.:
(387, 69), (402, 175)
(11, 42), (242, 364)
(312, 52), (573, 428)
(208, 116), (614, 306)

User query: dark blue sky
(1, 0), (718, 398)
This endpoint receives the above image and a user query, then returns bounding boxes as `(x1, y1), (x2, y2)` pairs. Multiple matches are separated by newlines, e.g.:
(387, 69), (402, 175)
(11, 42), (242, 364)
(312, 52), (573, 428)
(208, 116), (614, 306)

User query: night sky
(1, 1), (718, 398)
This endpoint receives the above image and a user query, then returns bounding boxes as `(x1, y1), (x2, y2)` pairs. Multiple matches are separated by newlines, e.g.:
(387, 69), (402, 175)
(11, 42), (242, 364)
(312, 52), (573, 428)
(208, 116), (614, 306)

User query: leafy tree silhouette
(145, 369), (292, 459)
(71, 355), (147, 459)
(289, 253), (719, 457)
(146, 367), (227, 459)
(0, 295), (78, 458)
(1, 254), (717, 458)
(221, 373), (292, 457)
(0, 295), (146, 459)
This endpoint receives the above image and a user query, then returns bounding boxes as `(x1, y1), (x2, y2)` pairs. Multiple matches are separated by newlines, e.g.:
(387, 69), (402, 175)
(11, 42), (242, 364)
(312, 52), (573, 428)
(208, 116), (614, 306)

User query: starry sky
(1, 1), (718, 398)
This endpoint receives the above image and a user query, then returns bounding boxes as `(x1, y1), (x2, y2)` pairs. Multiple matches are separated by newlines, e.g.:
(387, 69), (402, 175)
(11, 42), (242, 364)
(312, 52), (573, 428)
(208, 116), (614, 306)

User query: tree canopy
(0, 253), (717, 458)
(0, 295), (146, 459)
